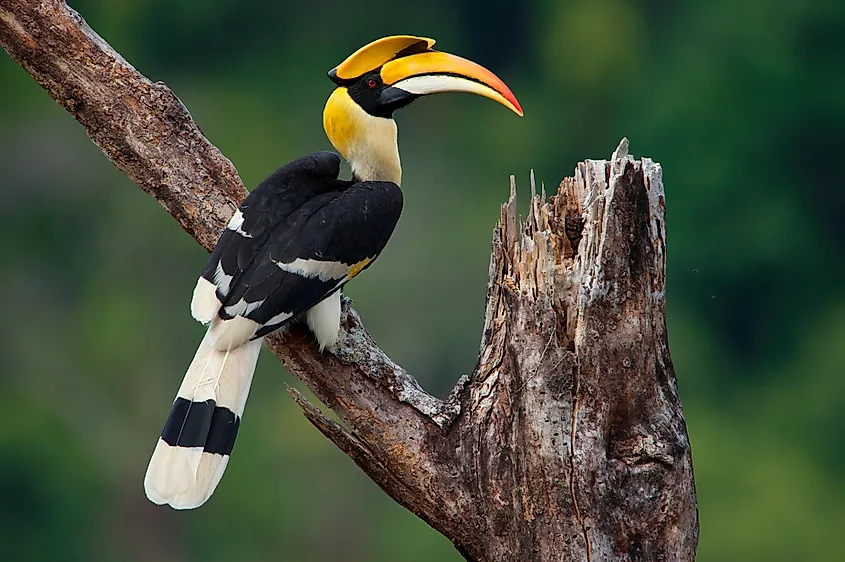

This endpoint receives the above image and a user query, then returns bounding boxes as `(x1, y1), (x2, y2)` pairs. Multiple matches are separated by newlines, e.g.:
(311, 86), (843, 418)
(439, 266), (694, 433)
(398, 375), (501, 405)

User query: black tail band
(161, 398), (240, 455)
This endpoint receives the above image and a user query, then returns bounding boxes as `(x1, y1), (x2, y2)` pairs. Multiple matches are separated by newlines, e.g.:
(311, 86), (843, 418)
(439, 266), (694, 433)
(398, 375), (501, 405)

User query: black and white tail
(144, 316), (262, 509)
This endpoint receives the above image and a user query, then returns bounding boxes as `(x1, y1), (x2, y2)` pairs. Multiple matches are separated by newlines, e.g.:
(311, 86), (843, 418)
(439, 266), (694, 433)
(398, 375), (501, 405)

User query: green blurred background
(2, 0), (844, 560)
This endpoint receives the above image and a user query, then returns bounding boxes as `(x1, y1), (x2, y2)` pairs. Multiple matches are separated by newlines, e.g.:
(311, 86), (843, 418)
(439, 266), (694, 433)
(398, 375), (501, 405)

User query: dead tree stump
(440, 144), (699, 560)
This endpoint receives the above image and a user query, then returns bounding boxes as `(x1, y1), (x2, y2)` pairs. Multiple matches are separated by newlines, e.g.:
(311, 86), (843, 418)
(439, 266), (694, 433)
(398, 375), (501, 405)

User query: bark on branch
(1, 2), (699, 560)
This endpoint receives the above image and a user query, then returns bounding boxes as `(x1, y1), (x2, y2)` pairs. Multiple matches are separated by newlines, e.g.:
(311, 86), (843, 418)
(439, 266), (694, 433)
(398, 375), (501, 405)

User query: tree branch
(1, 0), (452, 522)
(2, 2), (698, 560)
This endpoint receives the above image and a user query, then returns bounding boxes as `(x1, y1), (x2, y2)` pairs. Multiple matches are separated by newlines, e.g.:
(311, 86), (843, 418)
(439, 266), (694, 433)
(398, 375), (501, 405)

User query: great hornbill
(144, 35), (522, 509)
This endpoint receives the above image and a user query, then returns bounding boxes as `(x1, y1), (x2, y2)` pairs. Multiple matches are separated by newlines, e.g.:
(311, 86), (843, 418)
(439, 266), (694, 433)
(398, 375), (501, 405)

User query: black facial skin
(344, 70), (418, 118)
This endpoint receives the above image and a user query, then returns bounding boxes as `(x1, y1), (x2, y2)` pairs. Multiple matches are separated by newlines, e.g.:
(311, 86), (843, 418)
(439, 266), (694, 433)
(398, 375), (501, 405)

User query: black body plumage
(202, 150), (403, 335)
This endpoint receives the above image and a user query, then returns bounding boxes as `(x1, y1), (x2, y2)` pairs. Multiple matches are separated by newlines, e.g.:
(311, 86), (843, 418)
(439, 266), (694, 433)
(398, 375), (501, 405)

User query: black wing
(199, 151), (403, 338)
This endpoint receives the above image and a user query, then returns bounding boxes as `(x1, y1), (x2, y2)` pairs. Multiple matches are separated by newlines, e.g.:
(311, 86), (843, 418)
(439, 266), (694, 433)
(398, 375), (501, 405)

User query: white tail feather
(144, 443), (233, 510)
(144, 329), (263, 509)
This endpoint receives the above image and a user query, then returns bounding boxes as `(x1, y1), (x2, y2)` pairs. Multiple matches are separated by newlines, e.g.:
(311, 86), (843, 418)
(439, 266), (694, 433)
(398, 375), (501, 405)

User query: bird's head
(323, 35), (522, 184)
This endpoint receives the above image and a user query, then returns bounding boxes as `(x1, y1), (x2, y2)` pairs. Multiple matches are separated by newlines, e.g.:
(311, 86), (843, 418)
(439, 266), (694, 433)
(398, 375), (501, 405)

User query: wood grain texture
(2, 2), (699, 559)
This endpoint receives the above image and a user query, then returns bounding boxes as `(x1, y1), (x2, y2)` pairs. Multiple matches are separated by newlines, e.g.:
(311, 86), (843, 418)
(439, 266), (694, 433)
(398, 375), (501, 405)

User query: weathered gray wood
(1, 2), (698, 560)
(440, 141), (698, 560)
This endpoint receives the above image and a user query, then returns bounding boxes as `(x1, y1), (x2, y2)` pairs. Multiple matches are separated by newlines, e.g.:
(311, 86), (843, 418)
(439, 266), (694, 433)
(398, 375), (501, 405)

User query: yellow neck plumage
(323, 88), (402, 186)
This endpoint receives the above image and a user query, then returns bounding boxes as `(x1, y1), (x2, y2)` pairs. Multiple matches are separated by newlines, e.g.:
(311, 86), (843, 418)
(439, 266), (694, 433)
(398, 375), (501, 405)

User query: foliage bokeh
(1, 0), (844, 560)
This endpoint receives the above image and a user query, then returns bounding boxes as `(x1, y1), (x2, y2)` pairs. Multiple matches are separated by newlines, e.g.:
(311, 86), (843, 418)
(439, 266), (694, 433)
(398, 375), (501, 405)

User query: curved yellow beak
(380, 51), (523, 117)
(328, 35), (523, 117)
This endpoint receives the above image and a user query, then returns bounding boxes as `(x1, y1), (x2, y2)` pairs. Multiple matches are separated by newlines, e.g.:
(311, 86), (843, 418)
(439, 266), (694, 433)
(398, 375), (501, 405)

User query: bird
(144, 35), (523, 509)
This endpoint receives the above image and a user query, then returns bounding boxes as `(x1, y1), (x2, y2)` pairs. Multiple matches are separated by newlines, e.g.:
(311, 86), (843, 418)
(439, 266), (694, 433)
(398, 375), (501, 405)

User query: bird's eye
(367, 78), (378, 88)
